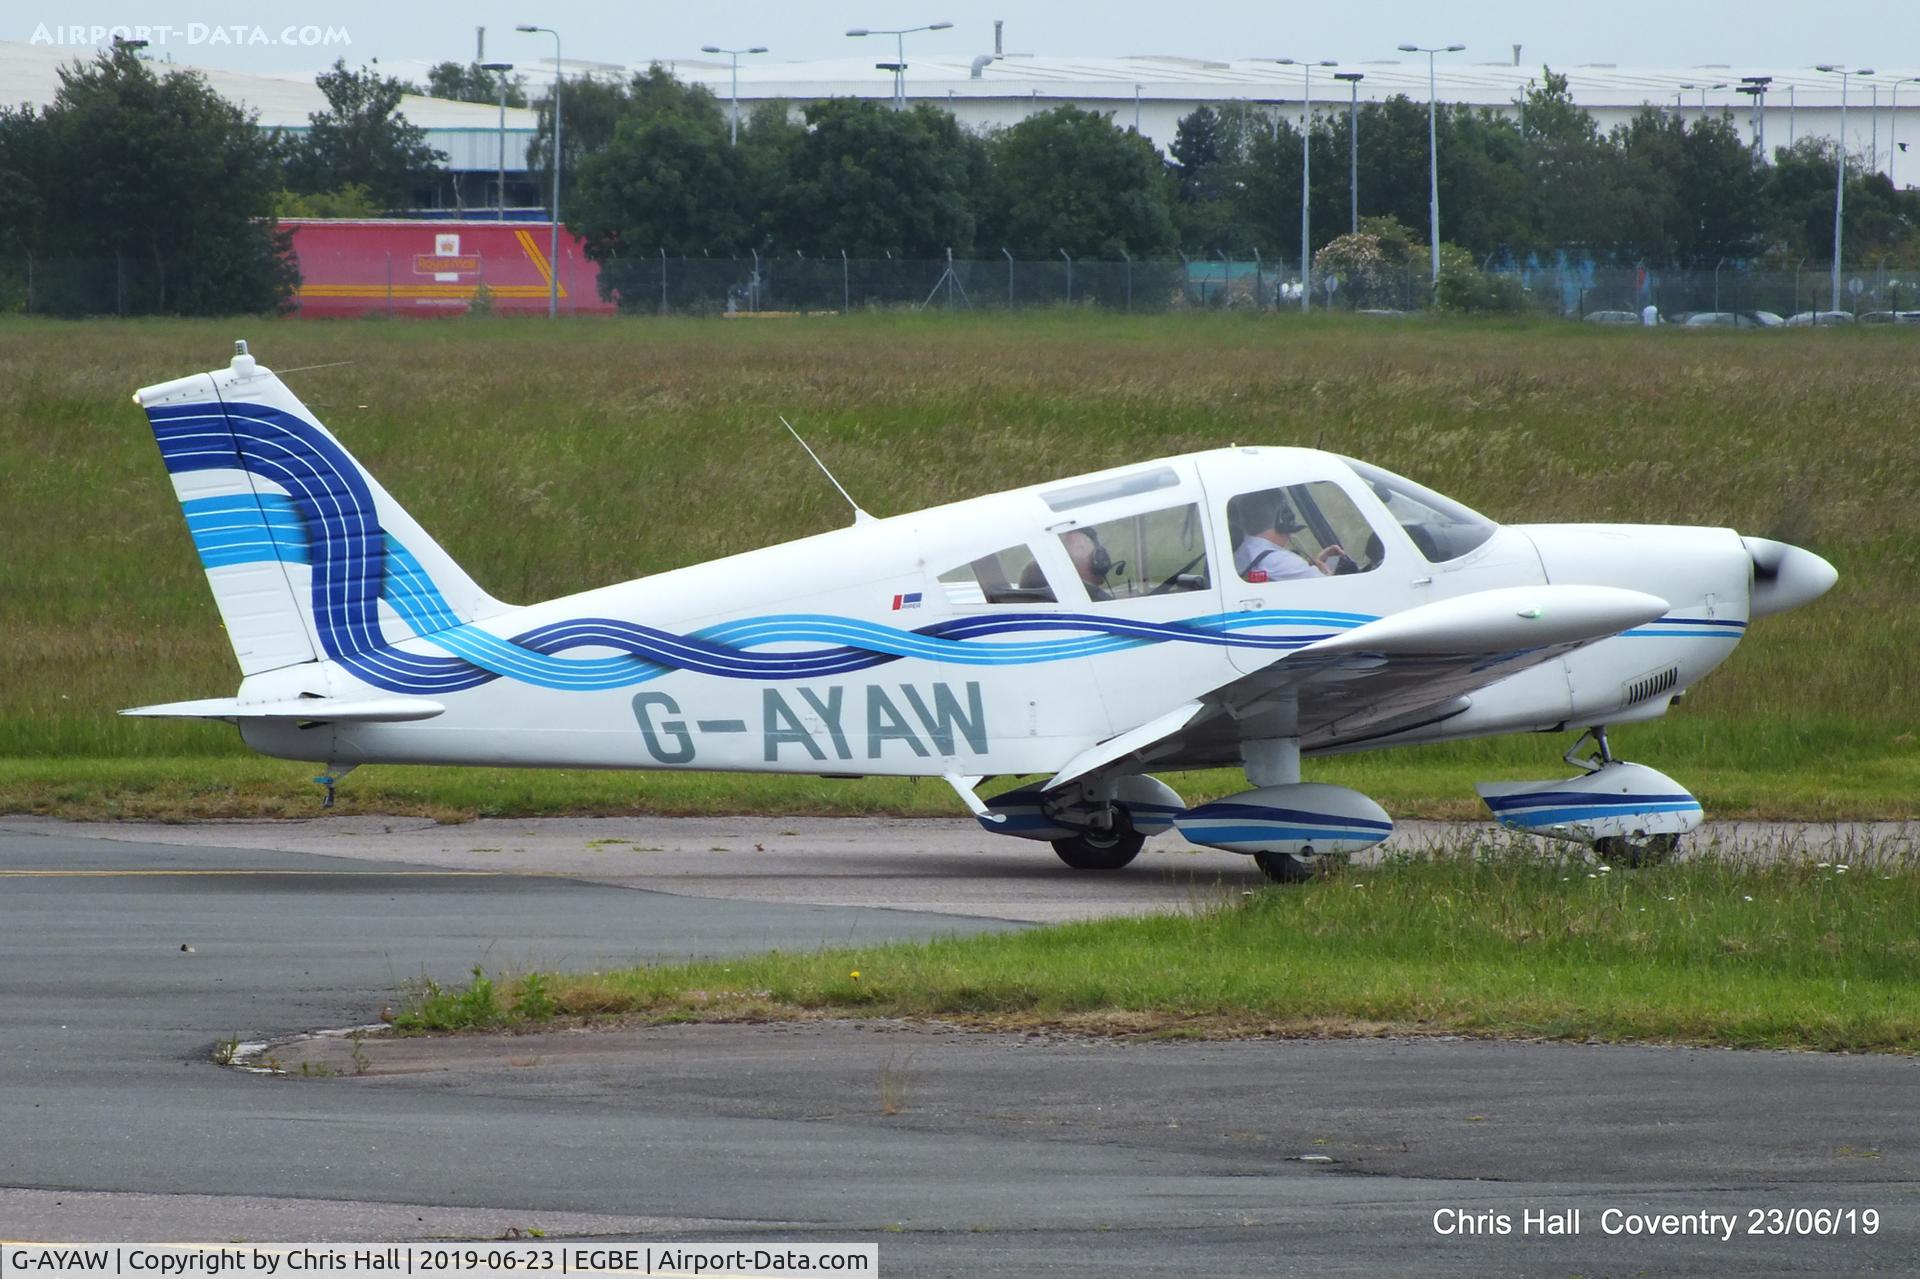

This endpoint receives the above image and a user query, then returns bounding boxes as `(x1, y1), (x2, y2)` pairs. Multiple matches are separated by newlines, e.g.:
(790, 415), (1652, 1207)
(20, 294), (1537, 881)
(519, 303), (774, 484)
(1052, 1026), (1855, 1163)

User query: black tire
(1051, 810), (1144, 871)
(1593, 833), (1679, 868)
(1253, 850), (1317, 884)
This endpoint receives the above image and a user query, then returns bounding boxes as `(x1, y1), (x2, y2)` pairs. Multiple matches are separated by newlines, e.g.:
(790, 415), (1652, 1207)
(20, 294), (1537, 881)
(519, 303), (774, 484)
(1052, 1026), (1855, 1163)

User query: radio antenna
(779, 416), (873, 524)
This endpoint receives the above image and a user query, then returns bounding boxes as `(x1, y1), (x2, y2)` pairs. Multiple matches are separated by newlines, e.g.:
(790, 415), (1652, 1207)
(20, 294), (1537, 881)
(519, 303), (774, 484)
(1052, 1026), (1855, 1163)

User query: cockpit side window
(937, 545), (1057, 605)
(1058, 503), (1211, 602)
(1341, 459), (1497, 563)
(1227, 483), (1386, 582)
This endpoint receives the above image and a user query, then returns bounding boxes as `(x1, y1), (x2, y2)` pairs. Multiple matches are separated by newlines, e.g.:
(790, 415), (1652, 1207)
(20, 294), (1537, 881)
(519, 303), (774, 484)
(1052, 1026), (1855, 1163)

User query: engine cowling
(1174, 783), (1394, 856)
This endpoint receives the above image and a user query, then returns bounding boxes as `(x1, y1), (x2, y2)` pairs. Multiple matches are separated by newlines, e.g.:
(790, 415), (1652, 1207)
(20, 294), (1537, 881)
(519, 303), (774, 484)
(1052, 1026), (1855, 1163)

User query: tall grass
(395, 843), (1920, 1052)
(2, 312), (1913, 814)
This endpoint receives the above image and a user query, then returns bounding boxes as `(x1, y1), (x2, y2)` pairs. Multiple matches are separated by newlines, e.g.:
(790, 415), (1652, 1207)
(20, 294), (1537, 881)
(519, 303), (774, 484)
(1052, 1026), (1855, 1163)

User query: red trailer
(285, 219), (616, 317)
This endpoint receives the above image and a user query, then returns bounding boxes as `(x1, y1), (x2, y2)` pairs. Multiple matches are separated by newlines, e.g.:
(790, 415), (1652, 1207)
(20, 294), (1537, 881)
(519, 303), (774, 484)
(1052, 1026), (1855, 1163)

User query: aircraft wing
(120, 696), (446, 724)
(1044, 585), (1666, 789)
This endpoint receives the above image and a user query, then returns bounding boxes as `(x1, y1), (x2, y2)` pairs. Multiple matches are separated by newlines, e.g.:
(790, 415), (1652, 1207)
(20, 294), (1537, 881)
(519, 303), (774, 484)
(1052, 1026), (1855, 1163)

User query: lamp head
(1334, 71), (1364, 82)
(846, 28), (869, 37)
(1396, 44), (1418, 52)
(749, 46), (768, 54)
(1446, 44), (1465, 52)
(701, 45), (721, 53)
(515, 24), (539, 33)
(929, 21), (954, 31)
(480, 61), (513, 71)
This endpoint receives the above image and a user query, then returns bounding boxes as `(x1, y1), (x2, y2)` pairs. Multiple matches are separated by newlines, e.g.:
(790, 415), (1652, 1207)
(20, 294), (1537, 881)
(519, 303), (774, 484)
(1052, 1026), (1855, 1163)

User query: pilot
(1063, 529), (1114, 601)
(1235, 499), (1343, 582)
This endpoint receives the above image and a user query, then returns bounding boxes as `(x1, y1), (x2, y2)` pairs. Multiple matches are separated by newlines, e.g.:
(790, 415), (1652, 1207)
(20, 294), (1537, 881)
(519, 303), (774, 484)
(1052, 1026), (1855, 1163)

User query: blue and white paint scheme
(1477, 764), (1705, 846)
(1175, 785), (1394, 857)
(124, 342), (1837, 881)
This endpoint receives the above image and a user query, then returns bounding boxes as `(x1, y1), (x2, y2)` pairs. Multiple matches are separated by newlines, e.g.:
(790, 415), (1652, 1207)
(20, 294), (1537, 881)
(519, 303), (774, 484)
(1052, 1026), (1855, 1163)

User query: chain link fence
(7, 251), (1920, 322)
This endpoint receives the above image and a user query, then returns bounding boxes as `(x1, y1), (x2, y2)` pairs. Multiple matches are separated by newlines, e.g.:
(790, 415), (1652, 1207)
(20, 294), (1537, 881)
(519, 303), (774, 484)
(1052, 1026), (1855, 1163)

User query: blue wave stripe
(1497, 801), (1703, 826)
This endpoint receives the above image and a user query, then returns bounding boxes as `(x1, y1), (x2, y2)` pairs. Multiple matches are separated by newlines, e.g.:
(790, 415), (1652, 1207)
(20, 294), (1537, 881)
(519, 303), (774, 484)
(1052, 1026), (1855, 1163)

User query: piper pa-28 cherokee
(127, 343), (1837, 882)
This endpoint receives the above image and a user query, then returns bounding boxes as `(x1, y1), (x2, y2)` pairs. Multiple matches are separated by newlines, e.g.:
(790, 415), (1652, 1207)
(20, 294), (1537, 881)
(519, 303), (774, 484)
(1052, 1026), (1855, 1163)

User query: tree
(526, 66), (722, 209)
(423, 61), (527, 107)
(2, 46), (294, 314)
(284, 60), (444, 209)
(571, 109), (751, 299)
(981, 105), (1177, 258)
(1518, 69), (1624, 256)
(779, 100), (981, 256)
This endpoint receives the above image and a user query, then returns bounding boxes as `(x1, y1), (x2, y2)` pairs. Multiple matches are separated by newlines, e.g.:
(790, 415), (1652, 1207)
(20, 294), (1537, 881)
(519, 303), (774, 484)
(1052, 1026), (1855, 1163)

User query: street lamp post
(846, 22), (953, 109)
(1892, 78), (1920, 189)
(700, 45), (768, 145)
(1817, 64), (1876, 311)
(1398, 43), (1464, 284)
(516, 24), (562, 318)
(480, 62), (514, 220)
(1270, 58), (1337, 312)
(1334, 71), (1364, 235)
(1739, 76), (1771, 159)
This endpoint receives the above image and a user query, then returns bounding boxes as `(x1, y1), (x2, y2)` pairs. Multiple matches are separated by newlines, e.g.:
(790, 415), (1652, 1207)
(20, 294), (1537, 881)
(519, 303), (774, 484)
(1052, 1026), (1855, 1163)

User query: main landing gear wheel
(1593, 833), (1679, 868)
(1253, 850), (1316, 884)
(1051, 809), (1145, 871)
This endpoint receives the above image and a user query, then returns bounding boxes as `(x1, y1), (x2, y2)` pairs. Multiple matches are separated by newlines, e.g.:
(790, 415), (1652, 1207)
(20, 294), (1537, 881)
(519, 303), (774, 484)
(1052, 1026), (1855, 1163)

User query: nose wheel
(1593, 832), (1679, 867)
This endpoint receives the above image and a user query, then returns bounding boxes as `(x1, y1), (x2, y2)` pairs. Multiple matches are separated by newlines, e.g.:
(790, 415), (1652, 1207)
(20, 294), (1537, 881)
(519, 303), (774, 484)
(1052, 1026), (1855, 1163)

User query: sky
(11, 0), (1916, 78)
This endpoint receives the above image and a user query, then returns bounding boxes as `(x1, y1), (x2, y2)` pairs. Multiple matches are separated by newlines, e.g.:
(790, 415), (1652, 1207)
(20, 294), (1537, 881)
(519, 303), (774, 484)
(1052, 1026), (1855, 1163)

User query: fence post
(385, 251), (393, 316)
(1217, 249), (1230, 309)
(1002, 247), (1014, 308)
(841, 250), (850, 313)
(24, 252), (31, 315)
(1059, 248), (1072, 305)
(116, 251), (126, 316)
(1178, 250), (1191, 307)
(1253, 249), (1263, 310)
(750, 248), (761, 313)
(659, 247), (667, 315)
(1120, 249), (1131, 311)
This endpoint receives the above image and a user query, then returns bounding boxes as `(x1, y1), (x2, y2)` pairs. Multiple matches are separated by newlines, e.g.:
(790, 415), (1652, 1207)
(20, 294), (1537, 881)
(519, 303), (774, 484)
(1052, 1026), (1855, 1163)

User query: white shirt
(1235, 534), (1318, 582)
(1641, 305), (1659, 326)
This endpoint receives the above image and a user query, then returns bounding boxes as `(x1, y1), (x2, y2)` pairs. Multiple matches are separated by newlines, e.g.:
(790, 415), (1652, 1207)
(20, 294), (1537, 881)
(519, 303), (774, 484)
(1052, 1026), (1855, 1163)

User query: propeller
(1740, 535), (1838, 617)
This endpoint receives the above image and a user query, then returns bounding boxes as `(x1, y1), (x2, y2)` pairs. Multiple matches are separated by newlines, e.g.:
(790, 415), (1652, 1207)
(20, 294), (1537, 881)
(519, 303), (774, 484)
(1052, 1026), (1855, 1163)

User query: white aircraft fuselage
(127, 345), (1837, 878)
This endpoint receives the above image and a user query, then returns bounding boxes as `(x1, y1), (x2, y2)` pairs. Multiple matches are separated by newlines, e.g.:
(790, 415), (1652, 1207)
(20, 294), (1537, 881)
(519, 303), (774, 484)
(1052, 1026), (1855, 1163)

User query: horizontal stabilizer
(119, 696), (446, 724)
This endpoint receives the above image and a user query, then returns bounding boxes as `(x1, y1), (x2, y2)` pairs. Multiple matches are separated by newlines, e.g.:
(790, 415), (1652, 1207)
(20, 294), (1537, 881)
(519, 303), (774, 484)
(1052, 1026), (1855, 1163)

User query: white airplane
(126, 343), (1837, 882)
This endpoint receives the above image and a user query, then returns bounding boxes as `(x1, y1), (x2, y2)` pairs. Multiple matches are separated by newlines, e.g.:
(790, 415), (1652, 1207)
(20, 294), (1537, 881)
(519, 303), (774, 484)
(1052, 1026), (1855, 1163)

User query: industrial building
(7, 37), (1918, 196)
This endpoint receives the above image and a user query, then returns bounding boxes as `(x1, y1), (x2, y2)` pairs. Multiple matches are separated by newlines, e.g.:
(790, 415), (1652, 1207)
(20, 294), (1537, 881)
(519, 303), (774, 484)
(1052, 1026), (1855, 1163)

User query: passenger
(1062, 529), (1114, 601)
(1235, 500), (1342, 581)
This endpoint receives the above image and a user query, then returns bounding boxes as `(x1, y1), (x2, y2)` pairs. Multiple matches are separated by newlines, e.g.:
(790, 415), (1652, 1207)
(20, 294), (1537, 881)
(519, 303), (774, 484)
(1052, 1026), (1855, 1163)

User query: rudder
(135, 341), (506, 679)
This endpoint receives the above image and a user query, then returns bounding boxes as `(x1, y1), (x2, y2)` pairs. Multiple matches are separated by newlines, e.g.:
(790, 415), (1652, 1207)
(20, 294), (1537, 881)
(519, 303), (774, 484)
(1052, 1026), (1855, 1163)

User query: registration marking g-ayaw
(632, 680), (988, 763)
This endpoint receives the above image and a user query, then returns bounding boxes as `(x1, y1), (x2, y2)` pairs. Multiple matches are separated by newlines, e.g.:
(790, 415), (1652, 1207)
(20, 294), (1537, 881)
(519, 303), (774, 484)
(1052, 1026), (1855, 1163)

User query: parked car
(1784, 311), (1856, 326)
(1583, 309), (1642, 325)
(1857, 310), (1920, 325)
(1681, 310), (1784, 329)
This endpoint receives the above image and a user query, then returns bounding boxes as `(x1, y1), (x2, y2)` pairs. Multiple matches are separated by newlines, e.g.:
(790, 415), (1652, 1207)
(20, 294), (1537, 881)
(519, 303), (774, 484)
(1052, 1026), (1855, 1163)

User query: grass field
(3, 311), (1914, 819)
(392, 844), (1920, 1053)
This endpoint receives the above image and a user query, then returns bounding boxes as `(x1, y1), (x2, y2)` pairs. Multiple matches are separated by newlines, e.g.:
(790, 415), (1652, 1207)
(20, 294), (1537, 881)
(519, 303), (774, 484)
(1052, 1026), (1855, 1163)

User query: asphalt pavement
(0, 818), (1914, 1275)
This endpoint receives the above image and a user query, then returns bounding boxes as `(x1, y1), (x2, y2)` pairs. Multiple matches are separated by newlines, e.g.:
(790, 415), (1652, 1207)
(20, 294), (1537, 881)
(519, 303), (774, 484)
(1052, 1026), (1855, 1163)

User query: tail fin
(134, 341), (506, 678)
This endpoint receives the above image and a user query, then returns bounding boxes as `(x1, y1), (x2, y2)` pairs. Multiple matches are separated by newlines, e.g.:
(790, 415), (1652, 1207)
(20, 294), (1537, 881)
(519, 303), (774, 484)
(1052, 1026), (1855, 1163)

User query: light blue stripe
(1181, 823), (1392, 844)
(1499, 801), (1703, 827)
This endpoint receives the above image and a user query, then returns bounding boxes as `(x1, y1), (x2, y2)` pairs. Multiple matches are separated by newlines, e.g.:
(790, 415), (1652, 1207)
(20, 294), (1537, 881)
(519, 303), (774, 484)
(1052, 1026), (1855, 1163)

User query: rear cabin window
(937, 545), (1057, 605)
(1058, 503), (1211, 602)
(1227, 482), (1387, 582)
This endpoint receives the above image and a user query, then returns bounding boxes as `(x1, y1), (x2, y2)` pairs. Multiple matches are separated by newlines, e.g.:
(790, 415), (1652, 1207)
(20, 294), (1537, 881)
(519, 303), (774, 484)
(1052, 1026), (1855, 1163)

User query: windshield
(1341, 459), (1497, 563)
